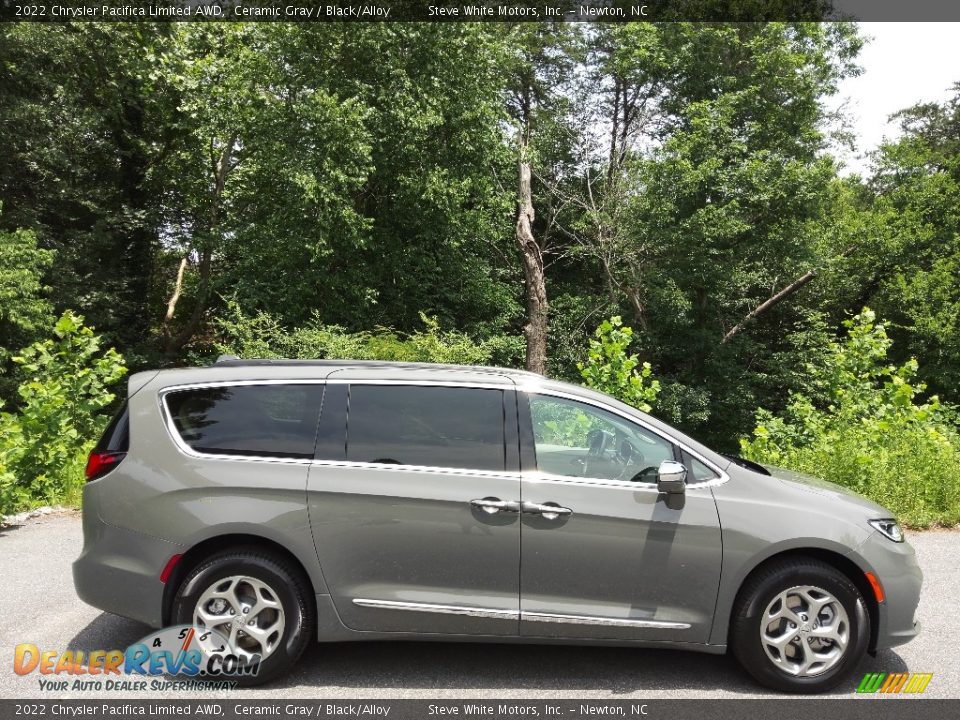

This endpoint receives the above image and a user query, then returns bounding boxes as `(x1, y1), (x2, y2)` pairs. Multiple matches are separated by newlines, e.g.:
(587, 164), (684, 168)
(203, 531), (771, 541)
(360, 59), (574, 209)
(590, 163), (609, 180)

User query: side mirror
(657, 460), (687, 494)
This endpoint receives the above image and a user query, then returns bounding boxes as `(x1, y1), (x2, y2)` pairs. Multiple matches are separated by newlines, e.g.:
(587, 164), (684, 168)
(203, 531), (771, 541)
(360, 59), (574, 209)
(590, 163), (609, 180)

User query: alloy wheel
(193, 575), (286, 660)
(760, 584), (850, 677)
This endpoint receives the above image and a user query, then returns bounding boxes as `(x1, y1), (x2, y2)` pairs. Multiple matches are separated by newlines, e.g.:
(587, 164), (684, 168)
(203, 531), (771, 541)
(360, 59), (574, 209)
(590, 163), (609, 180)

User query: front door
(308, 379), (521, 636)
(518, 392), (722, 643)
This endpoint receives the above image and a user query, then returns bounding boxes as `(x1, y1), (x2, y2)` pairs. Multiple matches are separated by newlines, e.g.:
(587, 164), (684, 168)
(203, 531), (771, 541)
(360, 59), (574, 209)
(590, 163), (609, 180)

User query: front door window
(528, 395), (675, 483)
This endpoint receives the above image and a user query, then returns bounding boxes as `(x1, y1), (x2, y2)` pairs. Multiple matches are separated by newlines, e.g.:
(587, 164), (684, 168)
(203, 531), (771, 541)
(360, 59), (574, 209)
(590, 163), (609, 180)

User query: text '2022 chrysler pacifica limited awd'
(74, 358), (922, 691)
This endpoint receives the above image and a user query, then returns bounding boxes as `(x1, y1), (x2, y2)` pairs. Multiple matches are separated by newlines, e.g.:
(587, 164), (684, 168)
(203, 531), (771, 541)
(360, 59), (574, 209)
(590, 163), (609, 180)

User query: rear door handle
(470, 497), (520, 515)
(521, 501), (573, 520)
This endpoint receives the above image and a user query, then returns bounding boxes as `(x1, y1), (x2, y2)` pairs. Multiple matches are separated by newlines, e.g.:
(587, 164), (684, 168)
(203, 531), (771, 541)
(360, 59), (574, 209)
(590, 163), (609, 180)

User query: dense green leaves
(0, 313), (126, 515)
(741, 310), (960, 527)
(579, 317), (660, 412)
(0, 222), (53, 367)
(1, 22), (959, 523)
(212, 301), (516, 367)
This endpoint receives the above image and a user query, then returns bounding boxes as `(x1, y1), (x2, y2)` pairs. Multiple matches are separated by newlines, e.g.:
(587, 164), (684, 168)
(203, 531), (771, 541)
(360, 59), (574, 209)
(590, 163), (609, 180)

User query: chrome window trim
(524, 471), (661, 493)
(156, 378), (730, 489)
(352, 598), (690, 629)
(311, 459), (519, 481)
(158, 378), (514, 470)
(326, 377), (514, 391)
(520, 386), (729, 490)
(158, 380), (326, 466)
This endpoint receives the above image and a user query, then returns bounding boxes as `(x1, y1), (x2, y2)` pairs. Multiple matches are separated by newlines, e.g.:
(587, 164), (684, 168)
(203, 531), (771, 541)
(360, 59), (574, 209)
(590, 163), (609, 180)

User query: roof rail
(215, 354), (240, 364)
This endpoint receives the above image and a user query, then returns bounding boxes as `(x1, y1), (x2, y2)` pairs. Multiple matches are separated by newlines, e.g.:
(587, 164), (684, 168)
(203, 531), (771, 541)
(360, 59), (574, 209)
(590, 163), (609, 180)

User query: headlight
(869, 518), (904, 543)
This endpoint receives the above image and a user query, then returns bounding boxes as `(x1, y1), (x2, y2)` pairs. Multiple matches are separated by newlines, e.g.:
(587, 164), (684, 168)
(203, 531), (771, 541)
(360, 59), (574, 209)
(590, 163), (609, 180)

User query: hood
(761, 463), (893, 518)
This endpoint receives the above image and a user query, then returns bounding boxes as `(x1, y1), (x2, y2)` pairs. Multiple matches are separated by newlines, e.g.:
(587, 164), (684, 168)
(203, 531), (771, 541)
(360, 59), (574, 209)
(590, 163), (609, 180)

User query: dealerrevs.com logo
(13, 625), (260, 691)
(856, 672), (934, 695)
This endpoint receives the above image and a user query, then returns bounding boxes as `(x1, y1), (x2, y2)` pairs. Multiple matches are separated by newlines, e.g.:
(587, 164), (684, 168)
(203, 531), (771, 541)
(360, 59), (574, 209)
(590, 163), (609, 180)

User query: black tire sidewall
(732, 561), (869, 693)
(172, 551), (313, 686)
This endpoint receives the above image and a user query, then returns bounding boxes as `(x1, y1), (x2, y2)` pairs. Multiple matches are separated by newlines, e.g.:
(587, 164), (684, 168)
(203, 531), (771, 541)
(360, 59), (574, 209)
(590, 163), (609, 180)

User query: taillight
(85, 451), (126, 482)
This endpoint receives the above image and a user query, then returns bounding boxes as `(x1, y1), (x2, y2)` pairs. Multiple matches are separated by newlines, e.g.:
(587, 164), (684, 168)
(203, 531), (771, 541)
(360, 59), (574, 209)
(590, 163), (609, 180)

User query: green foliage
(741, 309), (960, 527)
(856, 88), (960, 403)
(212, 301), (510, 367)
(0, 221), (54, 396)
(578, 317), (660, 412)
(0, 312), (127, 516)
(4, 20), (960, 503)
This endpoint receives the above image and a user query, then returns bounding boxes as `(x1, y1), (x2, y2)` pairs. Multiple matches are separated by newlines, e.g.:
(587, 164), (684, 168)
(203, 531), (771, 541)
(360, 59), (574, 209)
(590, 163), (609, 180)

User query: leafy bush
(578, 316), (660, 412)
(0, 221), (55, 404)
(741, 308), (960, 528)
(212, 300), (508, 366)
(0, 312), (126, 516)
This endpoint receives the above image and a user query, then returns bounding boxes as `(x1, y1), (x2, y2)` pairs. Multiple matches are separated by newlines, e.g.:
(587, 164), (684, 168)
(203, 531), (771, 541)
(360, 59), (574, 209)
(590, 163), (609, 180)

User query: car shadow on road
(68, 612), (152, 653)
(68, 613), (909, 697)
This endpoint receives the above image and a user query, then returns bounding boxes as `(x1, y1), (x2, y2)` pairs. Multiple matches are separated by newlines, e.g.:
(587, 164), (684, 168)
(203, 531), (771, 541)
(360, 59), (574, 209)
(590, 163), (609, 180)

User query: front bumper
(72, 482), (183, 628)
(850, 530), (923, 650)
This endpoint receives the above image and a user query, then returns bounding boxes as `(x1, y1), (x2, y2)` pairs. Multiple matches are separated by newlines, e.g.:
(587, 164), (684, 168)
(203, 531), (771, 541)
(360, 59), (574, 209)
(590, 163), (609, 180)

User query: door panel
(309, 465), (520, 634)
(308, 381), (521, 636)
(518, 393), (722, 643)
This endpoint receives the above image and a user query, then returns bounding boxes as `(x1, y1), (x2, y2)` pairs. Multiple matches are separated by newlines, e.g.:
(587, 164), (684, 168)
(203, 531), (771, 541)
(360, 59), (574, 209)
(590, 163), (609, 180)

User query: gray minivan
(74, 359), (922, 691)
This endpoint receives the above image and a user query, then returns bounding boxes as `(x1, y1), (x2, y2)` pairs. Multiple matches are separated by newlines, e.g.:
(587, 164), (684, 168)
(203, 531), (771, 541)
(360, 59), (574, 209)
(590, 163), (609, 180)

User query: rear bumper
(72, 481), (184, 628)
(851, 531), (923, 651)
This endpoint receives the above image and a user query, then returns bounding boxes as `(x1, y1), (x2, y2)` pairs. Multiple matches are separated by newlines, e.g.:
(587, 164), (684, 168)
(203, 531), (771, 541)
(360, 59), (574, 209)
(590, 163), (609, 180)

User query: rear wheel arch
(162, 533), (317, 626)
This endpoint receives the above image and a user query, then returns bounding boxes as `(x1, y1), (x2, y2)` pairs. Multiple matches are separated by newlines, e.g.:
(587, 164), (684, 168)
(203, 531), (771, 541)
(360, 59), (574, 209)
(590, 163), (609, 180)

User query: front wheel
(171, 548), (315, 686)
(730, 558), (869, 693)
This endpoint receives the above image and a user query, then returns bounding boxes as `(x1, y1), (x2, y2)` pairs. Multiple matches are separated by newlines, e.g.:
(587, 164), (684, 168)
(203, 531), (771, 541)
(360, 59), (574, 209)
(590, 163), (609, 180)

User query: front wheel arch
(729, 549), (879, 653)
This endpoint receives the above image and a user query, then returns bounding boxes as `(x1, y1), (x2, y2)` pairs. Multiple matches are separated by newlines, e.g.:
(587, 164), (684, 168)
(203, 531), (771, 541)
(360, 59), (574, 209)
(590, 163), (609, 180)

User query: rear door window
(346, 385), (505, 472)
(165, 384), (324, 459)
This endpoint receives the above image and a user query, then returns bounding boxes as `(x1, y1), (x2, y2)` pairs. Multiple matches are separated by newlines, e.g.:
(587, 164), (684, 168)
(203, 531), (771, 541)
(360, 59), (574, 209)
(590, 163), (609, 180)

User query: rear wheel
(172, 548), (314, 686)
(730, 558), (869, 693)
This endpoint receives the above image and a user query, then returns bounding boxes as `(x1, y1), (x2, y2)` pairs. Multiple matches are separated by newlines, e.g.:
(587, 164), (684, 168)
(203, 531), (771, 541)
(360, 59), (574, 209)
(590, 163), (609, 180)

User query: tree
(0, 24), (176, 362)
(555, 23), (863, 444)
(856, 86), (960, 401)
(0, 223), (53, 377)
(502, 25), (581, 374)
(156, 24), (373, 357)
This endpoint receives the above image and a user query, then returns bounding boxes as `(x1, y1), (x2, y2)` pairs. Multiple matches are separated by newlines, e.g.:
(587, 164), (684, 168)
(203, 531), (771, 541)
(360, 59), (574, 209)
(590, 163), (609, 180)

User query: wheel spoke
(796, 636), (817, 675)
(811, 622), (847, 645)
(798, 588), (828, 617)
(196, 606), (231, 628)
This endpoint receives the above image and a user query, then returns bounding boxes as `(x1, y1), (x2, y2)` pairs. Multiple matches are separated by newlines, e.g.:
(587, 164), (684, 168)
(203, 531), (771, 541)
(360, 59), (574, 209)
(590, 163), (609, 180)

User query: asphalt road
(1, 511), (957, 700)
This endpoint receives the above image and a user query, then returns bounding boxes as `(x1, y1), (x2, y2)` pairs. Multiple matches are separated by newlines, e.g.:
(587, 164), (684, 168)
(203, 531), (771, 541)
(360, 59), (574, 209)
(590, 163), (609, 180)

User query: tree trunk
(164, 256), (188, 324)
(515, 144), (548, 375)
(163, 134), (237, 358)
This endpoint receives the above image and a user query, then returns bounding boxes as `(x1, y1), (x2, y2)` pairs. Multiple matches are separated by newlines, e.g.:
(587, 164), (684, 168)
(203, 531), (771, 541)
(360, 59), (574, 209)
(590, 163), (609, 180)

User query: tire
(730, 557), (869, 693)
(172, 547), (315, 686)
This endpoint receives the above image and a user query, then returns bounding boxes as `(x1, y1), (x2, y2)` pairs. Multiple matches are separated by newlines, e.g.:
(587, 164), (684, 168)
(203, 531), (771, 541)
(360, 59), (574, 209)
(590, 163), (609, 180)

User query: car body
(73, 359), (922, 690)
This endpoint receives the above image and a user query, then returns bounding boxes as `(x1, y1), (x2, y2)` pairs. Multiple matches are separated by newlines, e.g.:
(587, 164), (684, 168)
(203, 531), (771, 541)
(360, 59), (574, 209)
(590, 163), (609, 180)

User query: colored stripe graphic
(856, 672), (932, 694)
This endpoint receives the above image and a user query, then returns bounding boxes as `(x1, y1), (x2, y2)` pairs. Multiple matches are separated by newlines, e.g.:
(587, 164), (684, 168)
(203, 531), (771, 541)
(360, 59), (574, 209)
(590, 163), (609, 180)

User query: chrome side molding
(351, 598), (517, 620)
(351, 598), (690, 629)
(522, 611), (690, 629)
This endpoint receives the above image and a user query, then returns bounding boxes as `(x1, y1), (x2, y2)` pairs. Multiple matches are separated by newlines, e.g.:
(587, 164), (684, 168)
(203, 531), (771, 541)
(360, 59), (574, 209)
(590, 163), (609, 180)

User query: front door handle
(521, 501), (573, 520)
(470, 497), (520, 515)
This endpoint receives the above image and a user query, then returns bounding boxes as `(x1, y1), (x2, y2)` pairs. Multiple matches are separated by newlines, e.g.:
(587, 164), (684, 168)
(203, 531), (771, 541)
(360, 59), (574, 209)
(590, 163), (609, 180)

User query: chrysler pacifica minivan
(74, 359), (922, 691)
